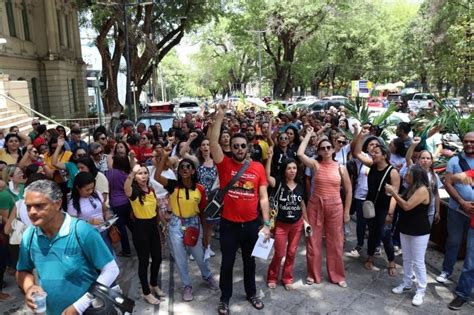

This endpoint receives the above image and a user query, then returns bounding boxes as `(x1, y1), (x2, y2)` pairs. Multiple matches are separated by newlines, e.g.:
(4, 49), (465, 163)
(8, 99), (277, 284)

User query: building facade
(0, 0), (87, 118)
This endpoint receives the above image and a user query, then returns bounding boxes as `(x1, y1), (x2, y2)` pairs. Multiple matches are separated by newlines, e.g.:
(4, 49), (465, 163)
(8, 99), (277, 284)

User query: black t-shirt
(249, 141), (263, 163)
(366, 164), (393, 212)
(271, 147), (296, 176)
(272, 180), (304, 224)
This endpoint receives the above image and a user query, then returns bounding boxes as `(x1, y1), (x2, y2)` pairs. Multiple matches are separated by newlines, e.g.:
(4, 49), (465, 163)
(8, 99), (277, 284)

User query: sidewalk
(1, 221), (473, 314)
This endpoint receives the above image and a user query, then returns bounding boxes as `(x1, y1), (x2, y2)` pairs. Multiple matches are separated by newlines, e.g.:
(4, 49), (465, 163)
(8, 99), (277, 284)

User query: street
(1, 219), (472, 314)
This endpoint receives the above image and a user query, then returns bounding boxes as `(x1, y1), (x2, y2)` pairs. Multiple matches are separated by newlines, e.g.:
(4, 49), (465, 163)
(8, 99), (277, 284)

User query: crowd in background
(0, 103), (472, 313)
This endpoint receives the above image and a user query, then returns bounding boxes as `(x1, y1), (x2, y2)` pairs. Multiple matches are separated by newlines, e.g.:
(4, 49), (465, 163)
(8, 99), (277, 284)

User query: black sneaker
(448, 296), (467, 310)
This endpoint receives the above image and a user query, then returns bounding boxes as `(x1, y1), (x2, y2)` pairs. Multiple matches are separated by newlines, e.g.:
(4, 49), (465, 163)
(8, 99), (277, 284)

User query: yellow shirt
(0, 149), (18, 165)
(129, 190), (157, 219)
(44, 150), (73, 171)
(258, 139), (269, 161)
(167, 181), (206, 218)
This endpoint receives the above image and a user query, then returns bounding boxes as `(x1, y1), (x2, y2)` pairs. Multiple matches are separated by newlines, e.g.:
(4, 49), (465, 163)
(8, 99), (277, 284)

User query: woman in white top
(67, 172), (113, 253)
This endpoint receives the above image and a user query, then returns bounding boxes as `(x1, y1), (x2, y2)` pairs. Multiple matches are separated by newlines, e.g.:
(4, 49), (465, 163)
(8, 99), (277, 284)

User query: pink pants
(306, 195), (345, 283)
(267, 218), (303, 285)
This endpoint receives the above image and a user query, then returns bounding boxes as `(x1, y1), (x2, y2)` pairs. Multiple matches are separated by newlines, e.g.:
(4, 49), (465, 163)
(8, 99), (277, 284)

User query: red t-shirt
(216, 155), (267, 222)
(137, 146), (153, 164)
(33, 136), (46, 148)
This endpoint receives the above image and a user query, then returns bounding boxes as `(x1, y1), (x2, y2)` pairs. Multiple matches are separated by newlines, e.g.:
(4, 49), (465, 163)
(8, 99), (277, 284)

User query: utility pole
(247, 30), (266, 98)
(123, 0), (132, 120)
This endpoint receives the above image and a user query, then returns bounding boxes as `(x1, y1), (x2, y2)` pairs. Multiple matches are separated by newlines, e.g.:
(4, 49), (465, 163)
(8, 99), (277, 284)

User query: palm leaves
(345, 97), (398, 126)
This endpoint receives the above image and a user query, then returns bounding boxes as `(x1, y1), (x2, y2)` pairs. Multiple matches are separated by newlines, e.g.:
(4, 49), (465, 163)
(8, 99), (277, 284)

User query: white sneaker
(189, 254), (195, 261)
(412, 293), (424, 306)
(208, 246), (216, 257)
(436, 271), (450, 283)
(392, 284), (412, 294)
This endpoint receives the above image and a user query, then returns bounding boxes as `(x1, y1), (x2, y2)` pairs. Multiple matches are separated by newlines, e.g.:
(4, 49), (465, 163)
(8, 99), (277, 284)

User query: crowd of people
(0, 102), (472, 314)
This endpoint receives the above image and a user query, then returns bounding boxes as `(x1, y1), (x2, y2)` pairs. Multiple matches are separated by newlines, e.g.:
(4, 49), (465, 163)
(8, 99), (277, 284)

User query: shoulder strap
(221, 160), (250, 194)
(458, 155), (472, 172)
(374, 166), (393, 204)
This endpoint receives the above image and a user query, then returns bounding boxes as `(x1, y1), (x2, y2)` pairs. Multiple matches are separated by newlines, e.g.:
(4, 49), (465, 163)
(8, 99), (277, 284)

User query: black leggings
(132, 217), (162, 295)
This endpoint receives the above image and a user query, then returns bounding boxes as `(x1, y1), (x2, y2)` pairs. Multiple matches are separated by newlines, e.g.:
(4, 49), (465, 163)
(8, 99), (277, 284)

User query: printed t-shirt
(0, 149), (18, 164)
(129, 189), (157, 219)
(273, 180), (304, 224)
(216, 156), (267, 222)
(446, 153), (474, 217)
(17, 214), (113, 315)
(165, 179), (206, 218)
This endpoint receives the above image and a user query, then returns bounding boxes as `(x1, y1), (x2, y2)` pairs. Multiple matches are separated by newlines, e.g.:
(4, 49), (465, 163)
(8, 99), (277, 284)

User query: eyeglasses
(337, 140), (347, 145)
(232, 143), (247, 150)
(93, 150), (103, 156)
(99, 137), (106, 140)
(319, 145), (333, 151)
(179, 163), (192, 170)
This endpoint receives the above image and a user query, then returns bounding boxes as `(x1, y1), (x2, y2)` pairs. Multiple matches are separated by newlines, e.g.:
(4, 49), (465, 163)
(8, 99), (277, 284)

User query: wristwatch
(264, 220), (271, 227)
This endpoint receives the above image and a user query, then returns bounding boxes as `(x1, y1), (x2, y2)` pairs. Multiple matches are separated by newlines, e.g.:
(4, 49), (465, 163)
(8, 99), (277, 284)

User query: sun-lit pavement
(1, 220), (473, 314)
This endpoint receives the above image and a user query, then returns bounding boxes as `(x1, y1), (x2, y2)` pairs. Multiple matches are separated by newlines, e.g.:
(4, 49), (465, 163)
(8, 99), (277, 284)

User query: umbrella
(401, 88), (419, 95)
(394, 81), (405, 88)
(246, 97), (267, 109)
(375, 83), (398, 92)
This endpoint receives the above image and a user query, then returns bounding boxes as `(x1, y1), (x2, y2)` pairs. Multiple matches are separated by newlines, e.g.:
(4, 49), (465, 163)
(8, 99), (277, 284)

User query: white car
(175, 100), (201, 116)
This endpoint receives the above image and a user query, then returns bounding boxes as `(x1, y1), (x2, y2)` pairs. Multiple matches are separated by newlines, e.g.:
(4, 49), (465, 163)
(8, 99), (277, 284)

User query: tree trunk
(437, 79), (443, 95)
(444, 82), (452, 98)
(421, 73), (429, 92)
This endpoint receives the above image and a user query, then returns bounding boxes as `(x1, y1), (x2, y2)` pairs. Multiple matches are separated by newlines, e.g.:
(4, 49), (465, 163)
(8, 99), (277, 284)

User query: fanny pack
(363, 166), (392, 219)
(177, 189), (200, 247)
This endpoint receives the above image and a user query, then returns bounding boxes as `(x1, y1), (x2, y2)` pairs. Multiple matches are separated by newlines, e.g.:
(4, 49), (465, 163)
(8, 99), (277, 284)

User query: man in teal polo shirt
(16, 180), (119, 315)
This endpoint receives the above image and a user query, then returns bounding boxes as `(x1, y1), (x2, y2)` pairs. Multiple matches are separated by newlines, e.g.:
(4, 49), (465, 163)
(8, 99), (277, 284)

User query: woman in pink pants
(297, 127), (352, 287)
(265, 148), (308, 290)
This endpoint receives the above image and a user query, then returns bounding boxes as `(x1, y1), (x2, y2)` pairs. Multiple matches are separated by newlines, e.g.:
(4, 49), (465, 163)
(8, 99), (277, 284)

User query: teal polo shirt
(17, 213), (114, 315)
(64, 162), (79, 189)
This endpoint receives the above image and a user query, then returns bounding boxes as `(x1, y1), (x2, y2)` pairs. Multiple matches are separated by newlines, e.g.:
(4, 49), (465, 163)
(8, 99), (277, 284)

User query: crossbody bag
(363, 166), (393, 219)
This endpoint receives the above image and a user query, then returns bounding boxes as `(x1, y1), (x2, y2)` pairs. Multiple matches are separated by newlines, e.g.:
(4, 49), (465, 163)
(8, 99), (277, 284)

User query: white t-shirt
(354, 157), (370, 200)
(95, 172), (109, 195)
(148, 166), (177, 198)
(16, 199), (32, 227)
(335, 144), (351, 166)
(67, 192), (104, 222)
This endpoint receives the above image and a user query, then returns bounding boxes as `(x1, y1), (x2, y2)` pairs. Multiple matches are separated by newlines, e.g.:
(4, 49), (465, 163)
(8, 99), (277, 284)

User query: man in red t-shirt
(210, 102), (270, 313)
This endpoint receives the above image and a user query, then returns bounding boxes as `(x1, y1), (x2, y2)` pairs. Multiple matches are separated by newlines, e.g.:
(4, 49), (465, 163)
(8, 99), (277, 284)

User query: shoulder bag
(204, 160), (250, 219)
(9, 207), (27, 245)
(268, 181), (283, 230)
(177, 188), (200, 247)
(362, 166), (393, 219)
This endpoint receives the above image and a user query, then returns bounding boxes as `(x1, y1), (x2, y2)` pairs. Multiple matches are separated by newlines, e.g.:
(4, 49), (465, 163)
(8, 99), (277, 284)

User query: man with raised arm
(210, 103), (271, 315)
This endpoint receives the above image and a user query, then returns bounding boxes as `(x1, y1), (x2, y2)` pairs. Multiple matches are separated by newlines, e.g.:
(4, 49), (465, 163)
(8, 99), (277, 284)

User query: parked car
(136, 112), (177, 132)
(407, 93), (437, 112)
(442, 97), (468, 113)
(322, 96), (350, 109)
(175, 99), (201, 116)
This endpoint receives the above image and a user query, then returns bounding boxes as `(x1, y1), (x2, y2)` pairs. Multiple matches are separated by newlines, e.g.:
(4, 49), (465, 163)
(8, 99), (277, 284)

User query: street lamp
(96, 1), (154, 121)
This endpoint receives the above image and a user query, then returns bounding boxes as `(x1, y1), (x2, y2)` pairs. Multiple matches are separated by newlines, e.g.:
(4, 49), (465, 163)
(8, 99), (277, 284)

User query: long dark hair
(71, 172), (99, 216)
(131, 165), (150, 205)
(277, 158), (299, 185)
(404, 164), (430, 204)
(112, 155), (131, 173)
(4, 134), (23, 161)
(76, 157), (99, 178)
(418, 150), (438, 194)
(114, 140), (130, 156)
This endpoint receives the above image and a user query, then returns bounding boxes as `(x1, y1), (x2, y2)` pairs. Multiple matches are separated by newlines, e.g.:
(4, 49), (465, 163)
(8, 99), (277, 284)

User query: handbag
(177, 188), (200, 247)
(9, 208), (27, 245)
(108, 225), (121, 244)
(204, 160), (250, 219)
(362, 166), (393, 219)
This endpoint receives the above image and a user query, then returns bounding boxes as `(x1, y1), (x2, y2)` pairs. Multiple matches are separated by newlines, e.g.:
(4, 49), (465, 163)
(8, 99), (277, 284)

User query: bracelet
(387, 213), (394, 217)
(264, 220), (271, 227)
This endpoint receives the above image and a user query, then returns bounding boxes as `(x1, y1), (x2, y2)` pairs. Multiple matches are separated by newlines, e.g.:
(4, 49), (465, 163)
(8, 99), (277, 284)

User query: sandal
(151, 286), (166, 297)
(306, 277), (315, 285)
(388, 262), (397, 277)
(364, 258), (374, 271)
(267, 282), (277, 289)
(284, 283), (294, 291)
(247, 295), (264, 310)
(218, 301), (230, 314)
(144, 293), (160, 305)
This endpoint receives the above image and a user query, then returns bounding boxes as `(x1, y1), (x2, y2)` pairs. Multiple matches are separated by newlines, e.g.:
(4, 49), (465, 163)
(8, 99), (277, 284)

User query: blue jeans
(455, 227), (474, 300)
(168, 215), (212, 287)
(442, 209), (470, 275)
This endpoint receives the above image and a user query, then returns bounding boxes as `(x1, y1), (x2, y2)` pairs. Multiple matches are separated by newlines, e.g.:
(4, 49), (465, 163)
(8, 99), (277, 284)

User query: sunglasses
(89, 197), (98, 209)
(319, 145), (333, 151)
(99, 137), (106, 140)
(32, 123), (39, 126)
(232, 143), (247, 150)
(337, 140), (347, 145)
(93, 150), (103, 156)
(279, 137), (288, 141)
(77, 153), (87, 158)
(179, 163), (193, 170)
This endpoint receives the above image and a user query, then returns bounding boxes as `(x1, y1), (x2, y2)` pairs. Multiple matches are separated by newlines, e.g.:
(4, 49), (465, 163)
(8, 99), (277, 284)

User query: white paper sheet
(251, 234), (274, 260)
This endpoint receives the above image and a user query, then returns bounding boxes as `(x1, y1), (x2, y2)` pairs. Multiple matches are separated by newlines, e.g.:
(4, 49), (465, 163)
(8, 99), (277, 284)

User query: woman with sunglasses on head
(67, 172), (113, 252)
(385, 165), (431, 306)
(124, 163), (164, 305)
(154, 151), (218, 302)
(297, 127), (352, 287)
(265, 148), (308, 290)
(353, 125), (400, 276)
